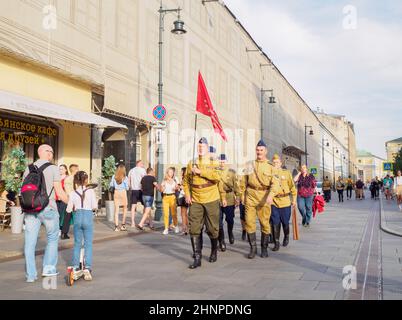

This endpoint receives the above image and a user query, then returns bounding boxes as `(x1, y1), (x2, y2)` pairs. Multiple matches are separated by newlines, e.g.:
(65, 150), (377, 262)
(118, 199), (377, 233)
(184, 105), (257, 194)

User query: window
(116, 0), (137, 56)
(74, 0), (100, 35)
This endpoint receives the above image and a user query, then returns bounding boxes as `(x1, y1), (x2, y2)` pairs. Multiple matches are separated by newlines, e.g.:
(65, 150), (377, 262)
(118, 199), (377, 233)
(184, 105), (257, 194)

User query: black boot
(282, 224), (290, 247)
(268, 222), (274, 243)
(193, 231), (204, 259)
(209, 238), (218, 263)
(228, 223), (234, 244)
(189, 236), (202, 269)
(247, 233), (257, 259)
(272, 224), (281, 252)
(260, 232), (269, 258)
(218, 228), (226, 252)
(242, 229), (246, 241)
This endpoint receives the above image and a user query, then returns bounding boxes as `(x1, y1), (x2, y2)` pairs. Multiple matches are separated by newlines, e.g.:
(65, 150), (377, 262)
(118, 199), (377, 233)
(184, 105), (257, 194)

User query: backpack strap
(37, 163), (55, 198)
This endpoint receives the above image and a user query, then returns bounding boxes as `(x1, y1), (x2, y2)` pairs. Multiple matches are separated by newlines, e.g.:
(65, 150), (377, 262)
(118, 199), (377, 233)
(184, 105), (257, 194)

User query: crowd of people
(8, 142), (402, 282)
(321, 172), (402, 210)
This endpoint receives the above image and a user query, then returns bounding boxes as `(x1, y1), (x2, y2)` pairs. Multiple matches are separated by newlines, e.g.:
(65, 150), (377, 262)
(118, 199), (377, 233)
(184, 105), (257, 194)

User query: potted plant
(102, 155), (116, 223)
(2, 146), (28, 234)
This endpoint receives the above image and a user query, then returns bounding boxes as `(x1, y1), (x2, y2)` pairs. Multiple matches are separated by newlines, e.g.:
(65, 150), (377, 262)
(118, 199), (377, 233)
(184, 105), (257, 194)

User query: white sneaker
(399, 204), (402, 211)
(174, 226), (180, 234)
(163, 229), (169, 235)
(83, 269), (93, 281)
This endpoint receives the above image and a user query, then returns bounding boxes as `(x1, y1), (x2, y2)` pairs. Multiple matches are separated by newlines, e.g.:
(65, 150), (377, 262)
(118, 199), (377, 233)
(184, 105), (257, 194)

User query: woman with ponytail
(66, 171), (98, 281)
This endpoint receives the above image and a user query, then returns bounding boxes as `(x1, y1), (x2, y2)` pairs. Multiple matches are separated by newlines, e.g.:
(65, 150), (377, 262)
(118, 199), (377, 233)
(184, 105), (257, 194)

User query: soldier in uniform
(322, 176), (332, 203)
(240, 140), (280, 259)
(183, 138), (225, 269)
(217, 154), (241, 251)
(271, 154), (297, 251)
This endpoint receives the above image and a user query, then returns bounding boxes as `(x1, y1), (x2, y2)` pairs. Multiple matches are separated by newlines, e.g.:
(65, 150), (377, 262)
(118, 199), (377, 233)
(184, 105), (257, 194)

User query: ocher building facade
(0, 0), (353, 180)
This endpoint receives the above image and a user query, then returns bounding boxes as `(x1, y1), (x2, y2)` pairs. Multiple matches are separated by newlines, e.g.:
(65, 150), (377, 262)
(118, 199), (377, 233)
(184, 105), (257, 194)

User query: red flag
(196, 72), (227, 142)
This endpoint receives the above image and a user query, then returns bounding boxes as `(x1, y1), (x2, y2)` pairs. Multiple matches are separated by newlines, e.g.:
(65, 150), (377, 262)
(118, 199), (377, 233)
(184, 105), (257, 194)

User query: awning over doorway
(0, 89), (126, 129)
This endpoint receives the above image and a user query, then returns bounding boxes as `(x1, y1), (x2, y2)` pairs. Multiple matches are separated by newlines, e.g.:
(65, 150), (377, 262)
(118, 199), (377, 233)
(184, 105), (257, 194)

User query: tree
(102, 155), (116, 201)
(2, 147), (28, 206)
(394, 147), (402, 175)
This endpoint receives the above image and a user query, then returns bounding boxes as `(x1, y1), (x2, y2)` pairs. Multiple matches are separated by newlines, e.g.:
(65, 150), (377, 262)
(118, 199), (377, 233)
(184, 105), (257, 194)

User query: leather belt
(248, 186), (269, 191)
(276, 193), (290, 198)
(192, 182), (215, 189)
(163, 193), (175, 196)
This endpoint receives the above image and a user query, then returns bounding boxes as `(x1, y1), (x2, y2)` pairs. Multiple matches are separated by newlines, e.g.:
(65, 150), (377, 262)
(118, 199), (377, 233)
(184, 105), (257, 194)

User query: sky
(224, 0), (402, 159)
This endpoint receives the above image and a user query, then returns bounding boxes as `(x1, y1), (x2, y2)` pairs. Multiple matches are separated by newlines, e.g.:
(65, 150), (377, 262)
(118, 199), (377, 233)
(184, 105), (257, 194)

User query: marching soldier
(322, 176), (332, 203)
(271, 154), (297, 251)
(183, 138), (225, 269)
(240, 140), (280, 259)
(218, 154), (241, 251)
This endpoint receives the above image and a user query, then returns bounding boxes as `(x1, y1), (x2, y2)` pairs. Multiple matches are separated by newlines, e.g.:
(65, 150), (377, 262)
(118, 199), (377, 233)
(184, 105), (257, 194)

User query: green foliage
(102, 155), (116, 200)
(2, 147), (28, 200)
(394, 148), (402, 175)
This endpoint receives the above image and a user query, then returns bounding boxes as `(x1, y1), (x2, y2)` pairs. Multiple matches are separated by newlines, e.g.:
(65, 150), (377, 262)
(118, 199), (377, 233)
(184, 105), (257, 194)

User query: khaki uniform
(183, 156), (224, 239)
(322, 180), (332, 191)
(239, 160), (280, 234)
(273, 169), (297, 209)
(219, 167), (241, 206)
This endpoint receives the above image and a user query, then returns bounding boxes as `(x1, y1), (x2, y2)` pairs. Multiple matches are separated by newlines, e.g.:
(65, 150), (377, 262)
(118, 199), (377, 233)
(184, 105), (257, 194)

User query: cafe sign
(0, 117), (58, 145)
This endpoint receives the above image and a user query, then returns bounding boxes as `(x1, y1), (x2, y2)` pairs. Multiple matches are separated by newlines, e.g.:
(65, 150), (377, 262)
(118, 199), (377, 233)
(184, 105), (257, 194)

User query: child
(66, 171), (97, 281)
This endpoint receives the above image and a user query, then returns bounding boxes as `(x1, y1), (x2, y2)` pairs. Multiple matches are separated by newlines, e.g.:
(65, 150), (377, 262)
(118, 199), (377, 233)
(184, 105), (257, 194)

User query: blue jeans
(297, 196), (314, 225)
(142, 196), (154, 208)
(72, 209), (94, 270)
(24, 208), (60, 280)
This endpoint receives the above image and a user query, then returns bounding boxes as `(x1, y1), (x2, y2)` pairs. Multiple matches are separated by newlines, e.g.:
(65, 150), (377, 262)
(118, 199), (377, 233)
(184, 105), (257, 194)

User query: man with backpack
(21, 144), (68, 283)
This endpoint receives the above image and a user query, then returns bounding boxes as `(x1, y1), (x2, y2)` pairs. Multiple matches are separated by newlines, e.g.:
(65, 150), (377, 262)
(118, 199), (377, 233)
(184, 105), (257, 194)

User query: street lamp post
(332, 147), (338, 190)
(304, 125), (314, 167)
(260, 89), (275, 140)
(155, 1), (186, 221)
(322, 139), (329, 180)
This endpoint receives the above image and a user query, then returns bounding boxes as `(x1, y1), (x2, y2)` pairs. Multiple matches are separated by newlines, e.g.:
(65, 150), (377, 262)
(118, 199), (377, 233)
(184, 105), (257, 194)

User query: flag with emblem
(196, 71), (228, 142)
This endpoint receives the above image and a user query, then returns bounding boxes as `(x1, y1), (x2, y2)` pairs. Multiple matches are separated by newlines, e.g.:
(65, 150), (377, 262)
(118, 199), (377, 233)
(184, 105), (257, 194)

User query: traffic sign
(151, 120), (167, 128)
(153, 105), (167, 121)
(310, 167), (318, 176)
(383, 162), (393, 171)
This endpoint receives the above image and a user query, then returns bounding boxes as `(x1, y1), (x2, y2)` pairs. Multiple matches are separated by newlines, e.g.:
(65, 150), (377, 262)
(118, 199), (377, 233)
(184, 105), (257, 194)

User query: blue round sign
(153, 105), (167, 121)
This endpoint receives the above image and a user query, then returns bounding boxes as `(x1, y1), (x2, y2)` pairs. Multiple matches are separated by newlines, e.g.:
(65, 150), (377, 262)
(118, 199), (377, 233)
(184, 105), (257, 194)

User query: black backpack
(21, 163), (54, 214)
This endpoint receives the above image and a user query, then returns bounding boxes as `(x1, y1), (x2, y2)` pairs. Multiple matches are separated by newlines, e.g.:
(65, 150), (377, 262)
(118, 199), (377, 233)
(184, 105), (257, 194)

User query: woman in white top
(394, 170), (402, 211)
(160, 167), (179, 235)
(66, 171), (98, 281)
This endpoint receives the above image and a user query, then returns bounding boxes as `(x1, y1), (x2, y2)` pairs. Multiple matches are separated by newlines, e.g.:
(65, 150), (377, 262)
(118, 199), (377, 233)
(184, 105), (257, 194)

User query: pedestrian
(66, 171), (97, 281)
(160, 167), (180, 235)
(137, 168), (158, 230)
(322, 176), (332, 203)
(336, 177), (345, 203)
(177, 167), (189, 235)
(294, 165), (316, 227)
(56, 165), (69, 238)
(128, 160), (147, 228)
(270, 154), (297, 251)
(110, 164), (129, 232)
(217, 154), (241, 251)
(394, 170), (402, 211)
(22, 144), (68, 282)
(383, 174), (393, 201)
(62, 164), (79, 239)
(346, 176), (354, 200)
(355, 179), (365, 200)
(183, 137), (224, 269)
(239, 140), (280, 259)
(0, 180), (14, 226)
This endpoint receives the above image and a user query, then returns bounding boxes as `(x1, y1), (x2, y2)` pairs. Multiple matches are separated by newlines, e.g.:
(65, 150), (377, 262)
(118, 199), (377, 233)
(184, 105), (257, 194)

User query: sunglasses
(46, 150), (54, 154)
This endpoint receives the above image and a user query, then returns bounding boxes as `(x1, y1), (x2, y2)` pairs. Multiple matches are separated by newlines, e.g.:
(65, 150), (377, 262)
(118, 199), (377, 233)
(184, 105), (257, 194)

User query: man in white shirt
(128, 160), (147, 227)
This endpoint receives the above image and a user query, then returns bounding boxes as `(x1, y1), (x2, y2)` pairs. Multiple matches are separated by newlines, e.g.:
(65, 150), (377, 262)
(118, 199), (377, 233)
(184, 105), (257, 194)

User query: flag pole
(192, 113), (198, 165)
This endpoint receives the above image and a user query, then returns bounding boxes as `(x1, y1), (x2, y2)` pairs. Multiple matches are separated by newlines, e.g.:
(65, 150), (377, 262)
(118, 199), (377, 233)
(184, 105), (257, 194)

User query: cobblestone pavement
(1, 192), (401, 300)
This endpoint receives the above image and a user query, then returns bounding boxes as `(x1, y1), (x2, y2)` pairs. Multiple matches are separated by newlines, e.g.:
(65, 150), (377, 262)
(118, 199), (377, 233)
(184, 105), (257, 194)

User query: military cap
(199, 137), (208, 145)
(256, 140), (267, 148)
(209, 146), (217, 153)
(272, 154), (281, 161)
(218, 154), (227, 161)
